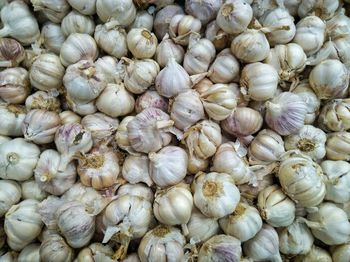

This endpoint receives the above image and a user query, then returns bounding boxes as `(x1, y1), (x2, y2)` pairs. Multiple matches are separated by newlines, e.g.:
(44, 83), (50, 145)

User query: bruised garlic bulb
(122, 155), (152, 186)
(319, 99), (350, 132)
(60, 110), (81, 124)
(41, 22), (66, 55)
(298, 0), (339, 20)
(208, 48), (239, 83)
(61, 10), (95, 36)
(0, 67), (30, 104)
(118, 183), (154, 202)
(331, 243), (350, 262)
(326, 132), (350, 161)
(219, 202), (262, 242)
(153, 5), (184, 40)
(0, 104), (26, 136)
(0, 38), (25, 67)
(127, 28), (158, 59)
(185, 0), (222, 25)
(40, 230), (74, 262)
(155, 35), (185, 67)
(192, 171), (240, 218)
(135, 90), (168, 113)
(31, 0), (70, 23)
(76, 243), (114, 262)
(96, 0), (136, 25)
(205, 20), (231, 51)
(0, 180), (21, 216)
(67, 0), (96, 15)
(265, 92), (307, 135)
(18, 243), (40, 262)
(169, 14), (201, 45)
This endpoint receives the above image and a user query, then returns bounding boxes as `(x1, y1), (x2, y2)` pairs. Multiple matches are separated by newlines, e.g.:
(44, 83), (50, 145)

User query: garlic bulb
(25, 91), (61, 112)
(57, 201), (95, 248)
(128, 9), (154, 31)
(251, 0), (278, 18)
(326, 132), (350, 161)
(54, 123), (93, 171)
(257, 185), (296, 227)
(278, 220), (314, 256)
(94, 24), (128, 59)
(285, 125), (326, 160)
(31, 0), (70, 23)
(0, 38), (25, 67)
(0, 180), (21, 216)
(67, 0), (96, 15)
(208, 48), (239, 83)
(265, 92), (308, 135)
(76, 243), (114, 262)
(278, 151), (326, 207)
(309, 59), (349, 100)
(184, 37), (216, 75)
(222, 107), (263, 137)
(155, 35), (185, 67)
(138, 225), (186, 262)
(135, 90), (168, 113)
(153, 4), (184, 40)
(198, 234), (241, 262)
(41, 22), (66, 55)
(219, 202), (262, 242)
(243, 224), (282, 262)
(0, 67), (30, 104)
(18, 243), (40, 262)
(0, 251), (18, 261)
(5, 199), (43, 251)
(61, 10), (95, 36)
(192, 171), (240, 218)
(0, 104), (26, 136)
(60, 110), (81, 124)
(60, 33), (98, 67)
(205, 20), (231, 51)
(169, 14), (201, 45)
(21, 179), (47, 201)
(122, 155), (153, 186)
(95, 56), (124, 84)
(96, 0), (136, 25)
(96, 83), (135, 118)
(298, 0), (339, 20)
(155, 58), (191, 98)
(0, 1), (40, 45)
(118, 183), (154, 202)
(0, 138), (40, 181)
(299, 202), (350, 245)
(127, 28), (158, 59)
(187, 150), (209, 174)
(329, 36), (350, 70)
(331, 243), (350, 262)
(216, 0), (253, 34)
(40, 230), (74, 262)
(123, 58), (160, 94)
(115, 116), (136, 154)
(318, 99), (350, 132)
(182, 120), (222, 159)
(185, 0), (222, 25)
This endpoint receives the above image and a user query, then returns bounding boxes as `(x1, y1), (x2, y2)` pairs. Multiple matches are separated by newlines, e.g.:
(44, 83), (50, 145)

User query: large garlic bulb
(61, 10), (95, 36)
(0, 180), (21, 216)
(40, 230), (74, 262)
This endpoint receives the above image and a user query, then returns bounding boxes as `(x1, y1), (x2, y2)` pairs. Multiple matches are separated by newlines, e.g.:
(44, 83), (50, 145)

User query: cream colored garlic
(135, 90), (168, 113)
(41, 22), (66, 55)
(96, 0), (136, 25)
(298, 0), (339, 20)
(25, 91), (61, 112)
(94, 24), (128, 59)
(219, 202), (262, 242)
(265, 92), (308, 135)
(0, 251), (18, 261)
(123, 58), (160, 94)
(60, 33), (98, 67)
(0, 135), (10, 145)
(0, 104), (26, 136)
(187, 149), (209, 174)
(76, 243), (114, 262)
(185, 0), (222, 25)
(326, 132), (350, 161)
(257, 185), (296, 227)
(31, 0), (70, 23)
(0, 67), (30, 104)
(153, 5), (184, 40)
(5, 199), (43, 251)
(169, 14), (201, 46)
(208, 48), (239, 83)
(155, 35), (185, 67)
(318, 99), (350, 132)
(115, 116), (137, 154)
(61, 10), (95, 36)
(127, 28), (158, 59)
(129, 10), (154, 31)
(0, 180), (21, 216)
(95, 56), (124, 84)
(278, 151), (326, 207)
(59, 110), (81, 124)
(205, 20), (231, 51)
(122, 155), (153, 186)
(192, 171), (240, 218)
(331, 243), (350, 262)
(138, 225), (186, 262)
(66, 97), (97, 116)
(0, 38), (25, 67)
(21, 179), (47, 201)
(240, 62), (278, 101)
(216, 0), (252, 34)
(96, 83), (135, 118)
(182, 120), (222, 159)
(40, 230), (74, 262)
(0, 138), (40, 181)
(18, 243), (40, 262)
(118, 183), (154, 202)
(67, 0), (96, 15)
(38, 197), (66, 229)
(328, 36), (350, 71)
(0, 1), (40, 45)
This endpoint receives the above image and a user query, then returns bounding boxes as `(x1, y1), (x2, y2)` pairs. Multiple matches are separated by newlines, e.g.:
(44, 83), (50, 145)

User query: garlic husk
(198, 234), (242, 262)
(95, 56), (125, 84)
(169, 14), (202, 46)
(278, 151), (326, 207)
(76, 243), (114, 262)
(0, 104), (26, 136)
(138, 225), (186, 262)
(185, 0), (222, 25)
(298, 0), (339, 20)
(155, 34), (185, 68)
(61, 10), (95, 36)
(40, 230), (74, 262)
(34, 149), (76, 196)
(67, 0), (96, 15)
(54, 123), (93, 171)
(219, 202), (262, 242)
(60, 33), (98, 67)
(18, 243), (40, 262)
(0, 38), (25, 67)
(208, 48), (240, 83)
(0, 180), (21, 216)
(59, 110), (81, 124)
(122, 155), (152, 186)
(318, 99), (350, 132)
(25, 91), (61, 112)
(5, 199), (43, 251)
(243, 224), (282, 262)
(96, 0), (136, 25)
(0, 138), (40, 181)
(331, 243), (350, 262)
(265, 92), (308, 136)
(153, 4), (184, 40)
(127, 28), (158, 59)
(0, 67), (30, 104)
(117, 183), (154, 203)
(21, 179), (48, 201)
(41, 22), (66, 55)
(205, 20), (231, 51)
(115, 116), (137, 154)
(135, 90), (168, 113)
(31, 0), (70, 23)
(192, 171), (240, 218)
(284, 125), (327, 160)
(326, 132), (350, 161)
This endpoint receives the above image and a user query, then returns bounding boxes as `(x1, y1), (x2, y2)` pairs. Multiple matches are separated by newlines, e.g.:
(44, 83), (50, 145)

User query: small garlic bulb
(0, 180), (21, 216)
(222, 107), (263, 137)
(135, 90), (168, 113)
(257, 185), (296, 227)
(155, 35), (185, 67)
(153, 4), (184, 40)
(138, 225), (186, 262)
(60, 33), (98, 67)
(0, 104), (26, 136)
(219, 202), (262, 242)
(183, 37), (216, 75)
(309, 59), (349, 100)
(96, 0), (136, 25)
(208, 48), (240, 83)
(318, 99), (350, 132)
(299, 202), (350, 245)
(0, 67), (30, 104)
(31, 0), (70, 23)
(0, 38), (25, 67)
(127, 28), (158, 59)
(326, 132), (350, 161)
(25, 91), (61, 112)
(40, 230), (74, 262)
(182, 120), (222, 159)
(18, 243), (40, 262)
(240, 62), (278, 101)
(41, 22), (66, 55)
(169, 14), (201, 45)
(198, 235), (242, 262)
(118, 183), (154, 202)
(60, 110), (81, 124)
(21, 179), (47, 201)
(192, 171), (240, 218)
(298, 0), (339, 20)
(331, 243), (350, 262)
(67, 0), (96, 15)
(128, 10), (154, 31)
(278, 151), (326, 207)
(5, 199), (43, 251)
(95, 56), (124, 84)
(216, 0), (253, 34)
(94, 24), (128, 59)
(124, 58), (160, 94)
(96, 83), (135, 118)
(243, 224), (282, 262)
(115, 116), (136, 154)
(122, 155), (152, 186)
(248, 129), (285, 164)
(0, 138), (40, 181)
(265, 92), (308, 136)
(185, 0), (222, 25)
(66, 92), (97, 116)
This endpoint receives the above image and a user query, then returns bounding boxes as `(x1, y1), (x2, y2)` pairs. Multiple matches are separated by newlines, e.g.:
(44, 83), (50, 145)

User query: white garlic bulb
(208, 48), (240, 83)
(185, 0), (222, 25)
(0, 38), (25, 68)
(0, 180), (21, 216)
(331, 243), (350, 262)
(155, 35), (185, 67)
(187, 149), (209, 174)
(59, 110), (81, 124)
(219, 202), (262, 242)
(21, 179), (47, 201)
(61, 10), (95, 36)
(115, 116), (136, 154)
(298, 0), (339, 20)
(318, 99), (350, 132)
(122, 155), (153, 186)
(41, 22), (66, 55)
(118, 183), (154, 202)
(128, 9), (154, 31)
(328, 36), (350, 70)
(25, 91), (61, 112)
(0, 67), (30, 104)
(31, 0), (70, 23)
(0, 138), (40, 181)
(40, 230), (74, 262)
(192, 171), (240, 218)
(153, 4), (184, 40)
(0, 104), (26, 137)
(95, 56), (125, 84)
(135, 90), (168, 113)
(96, 0), (136, 25)
(169, 14), (201, 45)
(205, 20), (231, 51)
(76, 243), (114, 262)
(18, 243), (40, 262)
(127, 28), (158, 59)
(67, 0), (96, 15)
(326, 132), (350, 161)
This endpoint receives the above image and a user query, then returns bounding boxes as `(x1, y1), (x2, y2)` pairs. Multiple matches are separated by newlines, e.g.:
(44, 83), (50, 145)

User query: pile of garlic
(0, 0), (350, 261)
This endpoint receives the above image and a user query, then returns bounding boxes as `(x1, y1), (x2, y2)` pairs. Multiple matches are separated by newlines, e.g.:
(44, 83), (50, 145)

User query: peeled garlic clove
(135, 90), (168, 113)
(115, 116), (138, 154)
(155, 35), (185, 68)
(0, 180), (21, 216)
(298, 0), (339, 20)
(318, 99), (350, 132)
(127, 28), (158, 59)
(208, 48), (239, 83)
(122, 155), (153, 186)
(326, 132), (350, 161)
(331, 243), (350, 262)
(76, 243), (114, 262)
(25, 91), (61, 112)
(61, 10), (95, 36)
(18, 243), (40, 262)
(118, 183), (154, 203)
(169, 14), (202, 46)
(0, 38), (25, 67)
(41, 22), (66, 55)
(0, 67), (30, 104)
(21, 179), (47, 201)
(32, 0), (70, 23)
(96, 0), (136, 25)
(40, 230), (74, 262)
(67, 0), (96, 15)
(185, 0), (222, 25)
